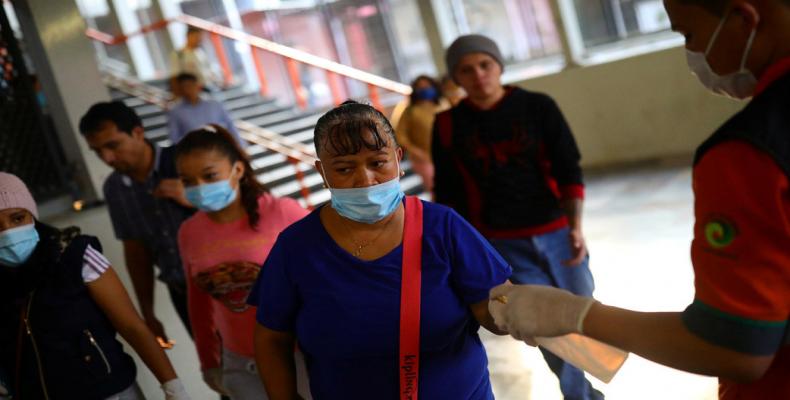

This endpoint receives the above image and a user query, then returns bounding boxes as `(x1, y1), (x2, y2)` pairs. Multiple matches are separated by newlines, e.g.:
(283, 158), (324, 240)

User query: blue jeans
(490, 227), (603, 400)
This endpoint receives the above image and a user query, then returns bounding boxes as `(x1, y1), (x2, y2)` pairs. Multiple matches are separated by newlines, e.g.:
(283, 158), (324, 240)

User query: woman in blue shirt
(248, 101), (511, 399)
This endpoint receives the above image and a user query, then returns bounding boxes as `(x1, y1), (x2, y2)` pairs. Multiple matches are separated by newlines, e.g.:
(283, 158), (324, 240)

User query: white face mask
(686, 12), (758, 100)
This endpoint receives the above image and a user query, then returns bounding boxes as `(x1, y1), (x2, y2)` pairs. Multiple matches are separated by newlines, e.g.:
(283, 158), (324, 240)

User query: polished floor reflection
(47, 162), (717, 399)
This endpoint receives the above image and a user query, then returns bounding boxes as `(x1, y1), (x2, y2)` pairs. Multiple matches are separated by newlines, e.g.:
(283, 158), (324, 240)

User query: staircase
(108, 82), (424, 208)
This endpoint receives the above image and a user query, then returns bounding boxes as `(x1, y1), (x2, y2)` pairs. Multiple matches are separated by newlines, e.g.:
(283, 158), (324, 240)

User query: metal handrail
(85, 15), (412, 109)
(102, 70), (318, 208)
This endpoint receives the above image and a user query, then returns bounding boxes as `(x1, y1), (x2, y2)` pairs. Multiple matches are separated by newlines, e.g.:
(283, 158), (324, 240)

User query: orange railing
(85, 15), (412, 110)
(102, 71), (318, 208)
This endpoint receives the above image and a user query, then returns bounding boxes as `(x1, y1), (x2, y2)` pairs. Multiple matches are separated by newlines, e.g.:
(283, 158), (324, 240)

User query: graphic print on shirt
(194, 261), (260, 312)
(466, 121), (536, 177)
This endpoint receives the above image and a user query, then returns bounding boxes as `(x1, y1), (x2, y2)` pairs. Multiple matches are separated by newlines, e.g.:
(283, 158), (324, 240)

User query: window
(434, 0), (562, 67)
(572, 0), (671, 49)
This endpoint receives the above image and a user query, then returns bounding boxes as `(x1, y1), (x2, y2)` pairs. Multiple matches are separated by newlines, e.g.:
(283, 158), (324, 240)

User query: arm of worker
(254, 324), (303, 400)
(540, 96), (586, 265)
(489, 141), (790, 382)
(122, 239), (169, 342)
(83, 245), (188, 399)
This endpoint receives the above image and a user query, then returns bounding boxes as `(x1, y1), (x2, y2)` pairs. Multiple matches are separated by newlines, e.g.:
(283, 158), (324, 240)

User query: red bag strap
(400, 196), (423, 400)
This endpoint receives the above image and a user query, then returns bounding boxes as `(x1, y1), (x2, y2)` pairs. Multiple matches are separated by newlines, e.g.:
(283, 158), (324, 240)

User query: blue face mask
(185, 179), (238, 212)
(413, 87), (439, 102)
(323, 162), (405, 224)
(0, 224), (40, 267)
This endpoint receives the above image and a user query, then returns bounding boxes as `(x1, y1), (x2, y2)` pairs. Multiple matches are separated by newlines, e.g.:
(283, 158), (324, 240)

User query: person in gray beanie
(0, 172), (190, 400)
(445, 34), (505, 78)
(432, 35), (604, 399)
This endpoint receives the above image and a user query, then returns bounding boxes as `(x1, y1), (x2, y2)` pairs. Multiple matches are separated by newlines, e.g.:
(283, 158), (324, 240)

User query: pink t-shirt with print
(178, 193), (309, 369)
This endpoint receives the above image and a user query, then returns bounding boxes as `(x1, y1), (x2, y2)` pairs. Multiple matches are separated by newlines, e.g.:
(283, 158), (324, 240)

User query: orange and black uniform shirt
(683, 57), (790, 400)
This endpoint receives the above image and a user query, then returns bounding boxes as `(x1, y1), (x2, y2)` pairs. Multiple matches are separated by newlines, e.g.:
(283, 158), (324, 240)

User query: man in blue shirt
(167, 73), (245, 146)
(80, 101), (194, 342)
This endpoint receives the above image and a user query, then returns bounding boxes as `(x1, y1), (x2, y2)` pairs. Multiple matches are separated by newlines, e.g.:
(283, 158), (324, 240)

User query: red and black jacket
(431, 86), (584, 239)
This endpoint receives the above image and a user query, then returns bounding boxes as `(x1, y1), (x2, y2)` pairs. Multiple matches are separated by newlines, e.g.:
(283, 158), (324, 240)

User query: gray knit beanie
(0, 172), (38, 218)
(445, 34), (504, 76)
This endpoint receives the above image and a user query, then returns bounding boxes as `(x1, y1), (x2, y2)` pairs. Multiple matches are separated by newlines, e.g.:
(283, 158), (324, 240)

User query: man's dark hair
(175, 72), (199, 83)
(313, 100), (397, 157)
(78, 101), (142, 137)
(186, 26), (202, 35)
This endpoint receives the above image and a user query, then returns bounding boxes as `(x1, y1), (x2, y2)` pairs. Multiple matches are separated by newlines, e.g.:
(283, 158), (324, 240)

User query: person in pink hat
(0, 172), (190, 400)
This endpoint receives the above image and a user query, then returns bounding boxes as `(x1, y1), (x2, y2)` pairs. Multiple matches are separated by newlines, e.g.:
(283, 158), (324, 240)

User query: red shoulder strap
(400, 196), (423, 400)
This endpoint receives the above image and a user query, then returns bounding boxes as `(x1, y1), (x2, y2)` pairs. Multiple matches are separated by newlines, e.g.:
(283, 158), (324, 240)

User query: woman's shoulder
(258, 193), (310, 222)
(420, 199), (459, 220)
(272, 205), (322, 242)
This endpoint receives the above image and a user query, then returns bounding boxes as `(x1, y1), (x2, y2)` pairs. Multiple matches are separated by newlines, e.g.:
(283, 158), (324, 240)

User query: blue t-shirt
(248, 200), (511, 399)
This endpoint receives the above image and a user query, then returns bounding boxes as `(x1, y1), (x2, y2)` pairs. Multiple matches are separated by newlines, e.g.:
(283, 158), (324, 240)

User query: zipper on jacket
(84, 329), (112, 374)
(23, 291), (50, 400)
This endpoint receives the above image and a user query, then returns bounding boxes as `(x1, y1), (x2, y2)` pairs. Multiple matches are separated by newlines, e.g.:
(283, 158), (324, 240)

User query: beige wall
(513, 46), (745, 168)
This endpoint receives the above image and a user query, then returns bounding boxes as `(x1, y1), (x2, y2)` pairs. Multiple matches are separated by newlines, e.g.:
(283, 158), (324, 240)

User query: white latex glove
(202, 368), (229, 395)
(162, 378), (191, 400)
(489, 284), (597, 341)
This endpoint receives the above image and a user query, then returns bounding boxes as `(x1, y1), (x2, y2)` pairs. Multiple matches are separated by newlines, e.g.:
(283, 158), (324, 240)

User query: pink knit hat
(0, 172), (39, 218)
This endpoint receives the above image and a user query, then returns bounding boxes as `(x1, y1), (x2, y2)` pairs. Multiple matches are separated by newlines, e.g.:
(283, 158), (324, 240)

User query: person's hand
(144, 315), (169, 343)
(202, 368), (229, 395)
(489, 284), (596, 340)
(563, 228), (588, 266)
(154, 179), (192, 208)
(162, 378), (191, 400)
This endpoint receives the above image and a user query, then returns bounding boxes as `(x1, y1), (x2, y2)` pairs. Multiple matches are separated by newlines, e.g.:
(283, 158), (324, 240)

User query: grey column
(12, 0), (113, 202)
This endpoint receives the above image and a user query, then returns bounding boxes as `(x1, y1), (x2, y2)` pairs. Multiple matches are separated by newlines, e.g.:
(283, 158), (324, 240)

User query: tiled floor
(45, 163), (717, 399)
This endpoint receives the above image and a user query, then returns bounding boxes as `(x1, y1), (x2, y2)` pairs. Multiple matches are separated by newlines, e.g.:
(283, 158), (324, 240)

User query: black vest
(695, 72), (790, 175)
(0, 223), (136, 399)
(694, 72), (790, 346)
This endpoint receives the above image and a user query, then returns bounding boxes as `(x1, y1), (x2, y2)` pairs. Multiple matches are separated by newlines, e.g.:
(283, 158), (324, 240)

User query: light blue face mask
(322, 160), (405, 224)
(0, 224), (40, 267)
(185, 178), (238, 212)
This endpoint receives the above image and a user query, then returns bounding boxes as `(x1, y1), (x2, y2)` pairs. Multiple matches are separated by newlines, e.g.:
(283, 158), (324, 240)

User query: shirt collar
(754, 55), (790, 97)
(122, 140), (162, 186)
(461, 85), (516, 112)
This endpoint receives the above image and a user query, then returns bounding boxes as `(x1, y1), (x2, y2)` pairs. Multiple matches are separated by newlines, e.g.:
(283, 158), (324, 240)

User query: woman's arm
(470, 299), (508, 335)
(86, 267), (178, 383)
(254, 323), (303, 400)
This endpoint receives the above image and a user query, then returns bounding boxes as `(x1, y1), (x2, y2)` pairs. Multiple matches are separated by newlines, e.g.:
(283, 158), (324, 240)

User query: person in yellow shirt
(395, 75), (449, 194)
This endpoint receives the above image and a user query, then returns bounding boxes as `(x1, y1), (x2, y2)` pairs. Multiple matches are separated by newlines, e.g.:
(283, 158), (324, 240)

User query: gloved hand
(162, 378), (191, 400)
(202, 368), (229, 395)
(489, 284), (597, 341)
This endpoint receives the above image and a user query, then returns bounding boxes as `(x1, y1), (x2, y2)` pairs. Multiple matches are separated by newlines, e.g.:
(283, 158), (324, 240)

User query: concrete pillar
(12, 0), (113, 202)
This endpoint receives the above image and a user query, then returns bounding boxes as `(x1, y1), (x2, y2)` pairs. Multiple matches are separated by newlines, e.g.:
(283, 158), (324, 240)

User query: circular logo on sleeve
(704, 218), (737, 249)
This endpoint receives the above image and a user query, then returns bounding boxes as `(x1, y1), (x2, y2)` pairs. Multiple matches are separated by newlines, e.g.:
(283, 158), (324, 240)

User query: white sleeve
(82, 244), (111, 283)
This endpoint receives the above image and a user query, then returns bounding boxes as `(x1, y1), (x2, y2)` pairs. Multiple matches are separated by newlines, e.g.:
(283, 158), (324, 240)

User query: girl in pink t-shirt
(175, 125), (309, 399)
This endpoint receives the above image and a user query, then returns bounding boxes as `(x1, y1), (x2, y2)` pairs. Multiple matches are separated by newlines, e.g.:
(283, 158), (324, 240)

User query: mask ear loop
(739, 27), (758, 72)
(705, 15), (729, 56)
(319, 162), (331, 189)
